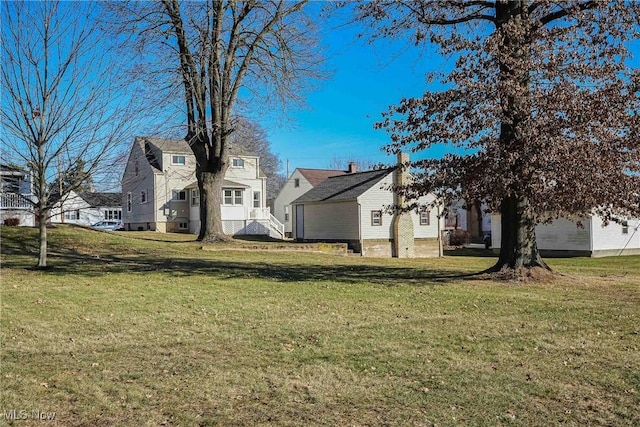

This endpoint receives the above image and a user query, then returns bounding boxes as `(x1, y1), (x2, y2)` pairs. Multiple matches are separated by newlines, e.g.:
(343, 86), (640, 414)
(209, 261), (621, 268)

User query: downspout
(358, 202), (363, 256)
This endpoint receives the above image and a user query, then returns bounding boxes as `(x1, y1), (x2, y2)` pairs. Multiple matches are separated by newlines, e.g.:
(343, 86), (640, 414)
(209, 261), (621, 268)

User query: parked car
(91, 220), (123, 231)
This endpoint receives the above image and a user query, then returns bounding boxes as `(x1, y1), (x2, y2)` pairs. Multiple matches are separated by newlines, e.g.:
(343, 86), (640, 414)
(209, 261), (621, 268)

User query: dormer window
(172, 155), (186, 165)
(232, 158), (244, 168)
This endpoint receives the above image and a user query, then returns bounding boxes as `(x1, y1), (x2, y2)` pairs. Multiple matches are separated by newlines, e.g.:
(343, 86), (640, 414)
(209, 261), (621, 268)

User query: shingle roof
(145, 138), (192, 153)
(78, 192), (122, 207)
(297, 168), (347, 187)
(293, 168), (394, 204)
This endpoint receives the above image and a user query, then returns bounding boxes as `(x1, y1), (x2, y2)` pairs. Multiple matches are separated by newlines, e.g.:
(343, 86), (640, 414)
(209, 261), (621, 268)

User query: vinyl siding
(591, 216), (640, 251)
(358, 173), (395, 240)
(358, 172), (439, 240)
(491, 215), (591, 251)
(299, 201), (359, 240)
(274, 171), (314, 234)
(121, 142), (160, 225)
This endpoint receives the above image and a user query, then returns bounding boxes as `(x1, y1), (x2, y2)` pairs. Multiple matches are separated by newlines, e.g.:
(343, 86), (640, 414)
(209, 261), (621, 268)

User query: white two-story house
(121, 137), (283, 237)
(0, 164), (35, 226)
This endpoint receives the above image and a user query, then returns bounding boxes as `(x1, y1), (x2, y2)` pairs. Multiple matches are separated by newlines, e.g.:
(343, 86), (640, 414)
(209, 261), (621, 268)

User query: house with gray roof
(50, 190), (122, 226)
(273, 166), (350, 237)
(291, 154), (442, 258)
(121, 137), (283, 237)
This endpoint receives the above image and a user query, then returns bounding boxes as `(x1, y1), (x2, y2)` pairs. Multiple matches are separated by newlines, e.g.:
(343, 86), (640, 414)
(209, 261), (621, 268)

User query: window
(253, 191), (261, 208)
(104, 209), (122, 220)
(622, 221), (629, 234)
(191, 189), (200, 206)
(294, 178), (300, 188)
(420, 211), (430, 226)
(172, 155), (186, 165)
(134, 160), (139, 176)
(127, 193), (132, 212)
(140, 190), (147, 204)
(232, 158), (244, 168)
(172, 190), (187, 201)
(284, 206), (289, 222)
(179, 222), (188, 230)
(371, 210), (382, 226)
(224, 189), (243, 205)
(64, 210), (80, 220)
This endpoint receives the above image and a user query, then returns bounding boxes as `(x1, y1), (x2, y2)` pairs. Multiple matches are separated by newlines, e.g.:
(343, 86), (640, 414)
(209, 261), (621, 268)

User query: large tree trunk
(198, 169), (227, 242)
(489, 195), (550, 272)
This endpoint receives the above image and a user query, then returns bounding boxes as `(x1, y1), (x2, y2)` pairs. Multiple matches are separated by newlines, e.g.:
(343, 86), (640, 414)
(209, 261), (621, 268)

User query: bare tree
(327, 156), (379, 172)
(228, 117), (286, 200)
(1, 1), (140, 268)
(355, 1), (640, 275)
(111, 0), (323, 241)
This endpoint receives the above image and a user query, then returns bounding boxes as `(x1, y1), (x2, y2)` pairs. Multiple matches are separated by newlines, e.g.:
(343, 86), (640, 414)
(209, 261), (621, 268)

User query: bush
(442, 229), (470, 247)
(4, 217), (20, 226)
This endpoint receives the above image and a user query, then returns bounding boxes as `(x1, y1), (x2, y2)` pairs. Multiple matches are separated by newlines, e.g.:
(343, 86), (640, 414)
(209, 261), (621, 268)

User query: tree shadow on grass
(4, 249), (481, 287)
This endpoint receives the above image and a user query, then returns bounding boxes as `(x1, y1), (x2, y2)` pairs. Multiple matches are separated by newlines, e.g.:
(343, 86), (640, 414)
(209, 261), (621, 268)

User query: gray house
(291, 154), (442, 258)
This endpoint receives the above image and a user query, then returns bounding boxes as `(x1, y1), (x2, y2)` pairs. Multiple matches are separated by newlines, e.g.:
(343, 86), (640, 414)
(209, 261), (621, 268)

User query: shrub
(4, 217), (20, 226)
(442, 229), (470, 247)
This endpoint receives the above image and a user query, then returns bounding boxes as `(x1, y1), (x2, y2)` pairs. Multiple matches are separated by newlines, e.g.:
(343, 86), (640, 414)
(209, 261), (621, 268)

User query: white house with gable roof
(121, 137), (283, 237)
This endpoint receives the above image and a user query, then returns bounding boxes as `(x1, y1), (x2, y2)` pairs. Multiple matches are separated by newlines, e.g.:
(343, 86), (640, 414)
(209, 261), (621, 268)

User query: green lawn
(1, 226), (639, 426)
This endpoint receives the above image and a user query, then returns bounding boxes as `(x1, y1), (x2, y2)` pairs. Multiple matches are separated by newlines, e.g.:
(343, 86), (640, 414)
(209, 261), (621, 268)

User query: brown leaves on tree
(356, 1), (640, 273)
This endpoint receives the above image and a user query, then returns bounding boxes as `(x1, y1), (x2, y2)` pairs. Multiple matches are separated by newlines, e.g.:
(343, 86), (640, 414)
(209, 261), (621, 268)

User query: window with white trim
(224, 189), (243, 205)
(284, 205), (289, 222)
(140, 190), (147, 204)
(172, 155), (186, 165)
(253, 191), (261, 208)
(64, 210), (80, 220)
(127, 192), (132, 212)
(622, 221), (629, 234)
(420, 211), (430, 226)
(294, 178), (300, 187)
(104, 209), (122, 220)
(172, 190), (187, 201)
(232, 158), (244, 168)
(179, 222), (188, 230)
(191, 189), (199, 206)
(371, 210), (382, 226)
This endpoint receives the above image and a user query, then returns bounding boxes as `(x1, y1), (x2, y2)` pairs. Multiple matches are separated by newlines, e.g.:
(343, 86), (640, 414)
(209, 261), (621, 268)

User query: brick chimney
(347, 162), (357, 174)
(393, 152), (415, 258)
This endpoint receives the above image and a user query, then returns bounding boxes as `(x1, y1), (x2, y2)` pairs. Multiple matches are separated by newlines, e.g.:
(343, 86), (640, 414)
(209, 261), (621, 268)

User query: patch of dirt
(478, 266), (560, 283)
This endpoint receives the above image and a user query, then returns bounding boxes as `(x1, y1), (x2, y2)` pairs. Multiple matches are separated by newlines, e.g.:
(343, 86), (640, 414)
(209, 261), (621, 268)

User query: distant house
(273, 166), (350, 237)
(443, 199), (492, 243)
(491, 214), (640, 257)
(50, 190), (122, 226)
(121, 137), (283, 237)
(291, 154), (442, 258)
(0, 164), (35, 226)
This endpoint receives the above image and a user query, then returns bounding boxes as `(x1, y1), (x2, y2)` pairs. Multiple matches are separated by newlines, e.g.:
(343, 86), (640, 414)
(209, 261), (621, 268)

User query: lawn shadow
(1, 229), (490, 285)
(4, 249), (481, 287)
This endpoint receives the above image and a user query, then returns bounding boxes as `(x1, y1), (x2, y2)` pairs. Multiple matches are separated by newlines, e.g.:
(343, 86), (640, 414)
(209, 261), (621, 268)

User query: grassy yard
(1, 226), (639, 426)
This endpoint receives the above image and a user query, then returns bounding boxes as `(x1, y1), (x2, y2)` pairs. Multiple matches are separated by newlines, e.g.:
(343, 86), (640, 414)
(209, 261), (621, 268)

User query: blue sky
(259, 10), (640, 175)
(258, 14), (452, 172)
